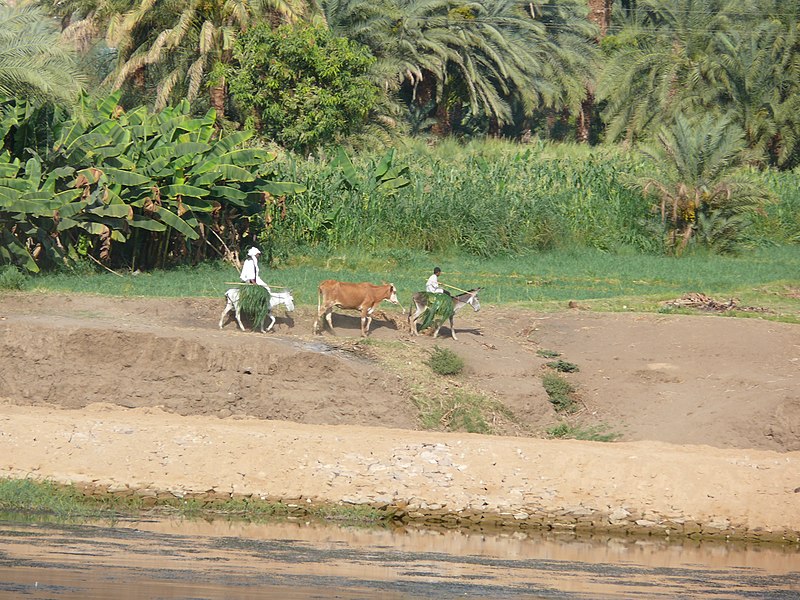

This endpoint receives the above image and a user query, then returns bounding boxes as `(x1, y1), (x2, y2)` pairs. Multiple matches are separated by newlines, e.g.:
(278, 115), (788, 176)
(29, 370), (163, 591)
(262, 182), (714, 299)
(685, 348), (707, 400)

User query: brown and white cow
(314, 280), (402, 337)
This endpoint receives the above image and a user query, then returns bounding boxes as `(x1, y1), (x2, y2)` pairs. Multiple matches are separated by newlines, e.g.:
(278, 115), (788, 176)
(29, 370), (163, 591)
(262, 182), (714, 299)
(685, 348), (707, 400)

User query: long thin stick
(88, 254), (124, 277)
(442, 282), (470, 294)
(224, 282), (289, 288)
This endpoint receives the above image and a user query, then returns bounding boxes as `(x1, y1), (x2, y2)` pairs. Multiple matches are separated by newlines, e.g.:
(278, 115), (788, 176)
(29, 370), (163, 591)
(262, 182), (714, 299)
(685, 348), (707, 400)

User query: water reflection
(0, 515), (798, 599)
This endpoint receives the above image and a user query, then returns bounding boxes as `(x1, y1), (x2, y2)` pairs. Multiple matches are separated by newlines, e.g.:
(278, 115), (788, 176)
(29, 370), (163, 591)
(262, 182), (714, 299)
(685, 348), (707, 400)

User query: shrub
(541, 372), (577, 412)
(537, 349), (561, 358)
(546, 359), (580, 373)
(426, 346), (464, 376)
(0, 265), (26, 290)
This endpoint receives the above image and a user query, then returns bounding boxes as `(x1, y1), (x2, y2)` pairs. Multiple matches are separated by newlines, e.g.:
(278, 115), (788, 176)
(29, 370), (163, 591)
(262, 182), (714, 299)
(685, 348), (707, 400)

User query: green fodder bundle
(238, 285), (272, 330)
(418, 292), (455, 331)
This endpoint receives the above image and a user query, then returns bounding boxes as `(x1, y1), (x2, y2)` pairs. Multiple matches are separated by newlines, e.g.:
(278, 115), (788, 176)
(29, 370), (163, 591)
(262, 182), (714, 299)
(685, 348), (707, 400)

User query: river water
(0, 515), (798, 599)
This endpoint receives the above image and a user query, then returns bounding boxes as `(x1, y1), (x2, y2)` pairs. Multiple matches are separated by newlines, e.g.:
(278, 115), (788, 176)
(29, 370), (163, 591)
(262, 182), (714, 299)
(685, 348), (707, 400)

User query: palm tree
(634, 113), (771, 254)
(316, 0), (596, 137)
(0, 3), (85, 105)
(713, 0), (800, 168)
(54, 0), (307, 112)
(113, 0), (310, 112)
(596, 0), (732, 144)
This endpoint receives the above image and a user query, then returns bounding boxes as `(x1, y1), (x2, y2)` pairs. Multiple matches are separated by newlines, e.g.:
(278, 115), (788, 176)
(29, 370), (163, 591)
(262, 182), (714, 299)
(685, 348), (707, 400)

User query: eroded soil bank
(1, 292), (799, 541)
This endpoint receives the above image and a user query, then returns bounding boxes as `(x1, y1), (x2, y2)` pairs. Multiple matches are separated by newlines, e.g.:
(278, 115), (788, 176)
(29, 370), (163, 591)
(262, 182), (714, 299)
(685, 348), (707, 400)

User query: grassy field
(18, 245), (800, 321)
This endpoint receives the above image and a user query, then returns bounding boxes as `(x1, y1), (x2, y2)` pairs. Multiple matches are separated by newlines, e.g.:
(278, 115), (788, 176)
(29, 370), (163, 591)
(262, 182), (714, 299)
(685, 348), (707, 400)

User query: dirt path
(1, 292), (799, 540)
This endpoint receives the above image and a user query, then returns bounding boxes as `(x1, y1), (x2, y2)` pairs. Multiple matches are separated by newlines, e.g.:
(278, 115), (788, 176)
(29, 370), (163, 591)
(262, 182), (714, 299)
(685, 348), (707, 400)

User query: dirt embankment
(0, 292), (799, 540)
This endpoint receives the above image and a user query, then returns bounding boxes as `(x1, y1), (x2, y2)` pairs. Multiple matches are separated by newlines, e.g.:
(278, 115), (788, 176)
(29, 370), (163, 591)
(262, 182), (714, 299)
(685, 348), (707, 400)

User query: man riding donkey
(409, 267), (481, 340)
(234, 247), (273, 331)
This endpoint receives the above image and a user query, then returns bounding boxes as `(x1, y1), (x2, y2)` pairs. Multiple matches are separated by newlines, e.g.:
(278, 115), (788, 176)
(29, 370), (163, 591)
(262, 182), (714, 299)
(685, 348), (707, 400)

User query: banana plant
(330, 147), (411, 197)
(1, 92), (305, 271)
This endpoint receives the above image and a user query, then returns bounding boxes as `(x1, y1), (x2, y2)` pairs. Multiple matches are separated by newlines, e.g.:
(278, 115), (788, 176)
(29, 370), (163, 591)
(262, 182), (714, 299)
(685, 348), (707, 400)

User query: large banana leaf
(56, 199), (89, 219)
(208, 130), (253, 156)
(0, 160), (19, 178)
(255, 181), (307, 196)
(0, 230), (38, 272)
(104, 168), (150, 186)
(193, 164), (256, 185)
(217, 149), (273, 166)
(331, 147), (359, 188)
(211, 185), (247, 201)
(0, 178), (31, 191)
(129, 215), (166, 231)
(88, 203), (133, 219)
(153, 206), (199, 239)
(159, 184), (209, 198)
(178, 197), (216, 212)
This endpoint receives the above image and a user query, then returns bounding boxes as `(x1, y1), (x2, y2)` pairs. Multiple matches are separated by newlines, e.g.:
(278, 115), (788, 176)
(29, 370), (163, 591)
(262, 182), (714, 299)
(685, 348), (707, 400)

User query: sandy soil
(1, 291), (799, 537)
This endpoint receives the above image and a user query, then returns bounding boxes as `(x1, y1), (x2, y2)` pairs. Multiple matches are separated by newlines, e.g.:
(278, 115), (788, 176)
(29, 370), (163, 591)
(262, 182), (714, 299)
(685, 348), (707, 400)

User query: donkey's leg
(219, 301), (233, 329)
(449, 315), (458, 340)
(234, 303), (246, 331)
(409, 303), (426, 335)
(265, 312), (276, 332)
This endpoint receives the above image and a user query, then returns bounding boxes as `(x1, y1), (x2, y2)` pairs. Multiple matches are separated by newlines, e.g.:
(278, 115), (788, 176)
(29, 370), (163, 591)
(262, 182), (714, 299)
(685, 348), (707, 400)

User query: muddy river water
(1, 515), (798, 599)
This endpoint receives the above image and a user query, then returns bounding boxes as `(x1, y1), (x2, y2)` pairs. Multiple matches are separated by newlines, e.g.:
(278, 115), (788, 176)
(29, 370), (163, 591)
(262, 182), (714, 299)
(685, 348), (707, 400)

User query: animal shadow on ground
(221, 313), (295, 333)
(320, 313), (399, 334)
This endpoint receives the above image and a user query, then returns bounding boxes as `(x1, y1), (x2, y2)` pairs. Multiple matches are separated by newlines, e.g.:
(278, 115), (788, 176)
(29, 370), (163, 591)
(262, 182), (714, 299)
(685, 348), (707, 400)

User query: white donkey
(219, 287), (295, 333)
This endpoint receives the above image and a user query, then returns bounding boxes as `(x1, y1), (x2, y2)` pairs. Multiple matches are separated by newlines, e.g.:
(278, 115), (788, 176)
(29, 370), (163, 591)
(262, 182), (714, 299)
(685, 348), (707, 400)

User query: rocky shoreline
(39, 480), (800, 544)
(2, 403), (799, 545)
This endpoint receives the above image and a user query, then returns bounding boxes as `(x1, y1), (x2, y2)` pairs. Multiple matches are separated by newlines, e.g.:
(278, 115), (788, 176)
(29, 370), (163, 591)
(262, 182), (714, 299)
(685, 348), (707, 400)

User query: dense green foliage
(230, 23), (380, 154)
(318, 0), (597, 136)
(1, 0), (799, 271)
(0, 264), (25, 289)
(264, 139), (799, 259)
(598, 0), (800, 169)
(0, 4), (84, 105)
(0, 92), (303, 271)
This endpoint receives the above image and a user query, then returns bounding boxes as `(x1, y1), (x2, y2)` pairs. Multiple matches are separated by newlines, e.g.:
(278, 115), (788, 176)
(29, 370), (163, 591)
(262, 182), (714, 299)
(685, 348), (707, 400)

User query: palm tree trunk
(578, 0), (613, 143)
(210, 80), (226, 120)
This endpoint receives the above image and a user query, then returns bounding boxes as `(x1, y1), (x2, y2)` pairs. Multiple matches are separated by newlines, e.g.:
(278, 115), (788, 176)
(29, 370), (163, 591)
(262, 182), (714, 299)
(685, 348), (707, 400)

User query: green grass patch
(413, 390), (514, 434)
(536, 349), (561, 358)
(0, 478), (389, 527)
(0, 479), (141, 518)
(426, 346), (465, 376)
(546, 422), (619, 442)
(541, 372), (578, 413)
